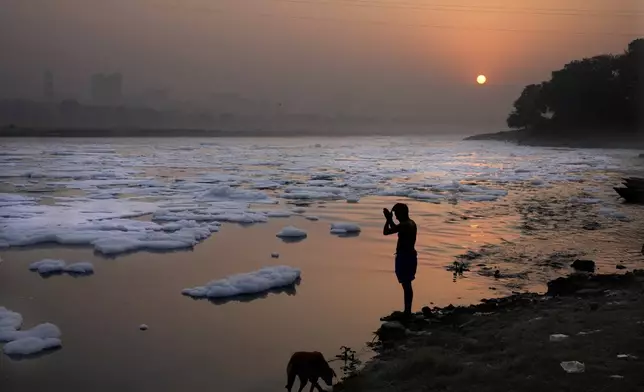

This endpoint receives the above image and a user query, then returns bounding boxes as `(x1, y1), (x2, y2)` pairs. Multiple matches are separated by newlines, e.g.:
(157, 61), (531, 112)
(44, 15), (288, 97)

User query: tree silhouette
(508, 38), (643, 133)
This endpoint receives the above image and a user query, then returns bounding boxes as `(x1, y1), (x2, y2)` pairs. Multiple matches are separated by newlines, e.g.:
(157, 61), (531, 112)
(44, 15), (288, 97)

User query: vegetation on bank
(507, 38), (643, 134)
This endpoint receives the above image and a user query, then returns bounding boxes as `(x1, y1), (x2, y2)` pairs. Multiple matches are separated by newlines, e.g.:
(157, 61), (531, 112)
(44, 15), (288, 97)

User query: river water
(0, 137), (642, 391)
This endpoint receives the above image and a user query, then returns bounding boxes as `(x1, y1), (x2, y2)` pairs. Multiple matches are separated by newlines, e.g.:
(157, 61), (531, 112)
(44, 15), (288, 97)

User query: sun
(476, 74), (487, 85)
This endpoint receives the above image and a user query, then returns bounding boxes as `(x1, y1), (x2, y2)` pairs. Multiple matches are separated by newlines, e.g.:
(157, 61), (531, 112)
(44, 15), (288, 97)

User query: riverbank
(464, 129), (644, 150)
(335, 270), (644, 391)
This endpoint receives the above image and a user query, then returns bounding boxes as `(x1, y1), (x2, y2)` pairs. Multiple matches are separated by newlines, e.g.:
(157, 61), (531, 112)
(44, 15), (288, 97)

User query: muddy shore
(335, 269), (644, 392)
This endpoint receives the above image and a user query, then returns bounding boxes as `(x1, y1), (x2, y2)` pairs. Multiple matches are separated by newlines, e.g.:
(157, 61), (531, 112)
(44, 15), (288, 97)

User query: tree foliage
(507, 38), (643, 132)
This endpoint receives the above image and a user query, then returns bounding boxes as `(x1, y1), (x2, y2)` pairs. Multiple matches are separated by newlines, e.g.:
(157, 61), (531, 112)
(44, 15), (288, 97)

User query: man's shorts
(395, 252), (418, 283)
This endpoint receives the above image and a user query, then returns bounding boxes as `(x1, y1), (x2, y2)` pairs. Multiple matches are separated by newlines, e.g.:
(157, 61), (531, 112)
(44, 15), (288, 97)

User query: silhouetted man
(383, 203), (417, 318)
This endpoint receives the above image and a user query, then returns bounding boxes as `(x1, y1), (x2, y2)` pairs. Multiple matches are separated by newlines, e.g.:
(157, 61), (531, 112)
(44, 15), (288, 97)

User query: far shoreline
(463, 129), (644, 150)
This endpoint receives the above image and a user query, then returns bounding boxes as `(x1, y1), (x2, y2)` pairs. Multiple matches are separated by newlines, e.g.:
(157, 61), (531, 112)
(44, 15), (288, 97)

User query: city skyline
(2, 0), (643, 125)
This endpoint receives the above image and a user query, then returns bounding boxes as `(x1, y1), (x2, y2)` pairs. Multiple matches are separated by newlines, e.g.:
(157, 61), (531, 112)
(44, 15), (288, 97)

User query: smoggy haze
(1, 0), (642, 126)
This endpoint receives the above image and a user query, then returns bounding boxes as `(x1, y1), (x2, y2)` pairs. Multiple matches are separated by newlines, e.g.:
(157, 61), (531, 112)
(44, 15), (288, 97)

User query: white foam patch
(348, 182), (380, 190)
(281, 191), (334, 200)
(28, 259), (66, 274)
(276, 226), (307, 238)
(64, 262), (94, 274)
(3, 337), (62, 356)
(409, 191), (444, 202)
(0, 193), (37, 207)
(0, 322), (61, 342)
(264, 210), (292, 218)
(281, 186), (344, 200)
(250, 180), (282, 190)
(377, 188), (413, 197)
(92, 227), (212, 255)
(198, 186), (274, 203)
(0, 139), (630, 257)
(346, 195), (360, 203)
(3, 217), (217, 255)
(0, 307), (23, 330)
(330, 222), (362, 234)
(181, 265), (301, 299)
(28, 260), (94, 275)
(0, 307), (62, 356)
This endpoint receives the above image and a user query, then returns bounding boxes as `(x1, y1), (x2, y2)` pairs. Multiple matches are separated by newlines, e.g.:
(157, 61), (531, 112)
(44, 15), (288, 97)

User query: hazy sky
(1, 0), (642, 124)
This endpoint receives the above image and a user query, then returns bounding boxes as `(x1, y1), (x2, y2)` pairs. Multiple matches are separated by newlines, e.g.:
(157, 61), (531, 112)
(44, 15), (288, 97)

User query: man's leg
(401, 281), (413, 316)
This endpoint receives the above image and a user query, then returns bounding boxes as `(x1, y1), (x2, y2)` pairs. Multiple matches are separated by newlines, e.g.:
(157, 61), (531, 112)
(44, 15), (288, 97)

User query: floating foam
(93, 236), (200, 255)
(0, 202), (225, 255)
(28, 259), (66, 274)
(0, 322), (61, 343)
(64, 262), (94, 274)
(330, 222), (361, 234)
(153, 209), (266, 224)
(0, 138), (629, 260)
(265, 210), (292, 218)
(198, 186), (273, 203)
(307, 180), (334, 186)
(0, 193), (37, 207)
(181, 265), (301, 299)
(346, 195), (360, 203)
(377, 188), (412, 197)
(28, 260), (94, 275)
(276, 226), (307, 238)
(3, 337), (62, 356)
(409, 192), (444, 202)
(250, 180), (282, 190)
(0, 307), (62, 357)
(0, 307), (23, 330)
(348, 183), (379, 190)
(214, 212), (269, 224)
(310, 173), (336, 181)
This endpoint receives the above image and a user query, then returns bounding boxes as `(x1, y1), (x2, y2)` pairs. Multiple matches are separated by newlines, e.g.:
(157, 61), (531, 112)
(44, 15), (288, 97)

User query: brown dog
(286, 351), (336, 392)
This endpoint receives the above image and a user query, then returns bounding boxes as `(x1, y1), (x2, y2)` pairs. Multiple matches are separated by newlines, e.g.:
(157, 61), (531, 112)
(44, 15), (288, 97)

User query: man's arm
(383, 208), (399, 235)
(383, 217), (399, 235)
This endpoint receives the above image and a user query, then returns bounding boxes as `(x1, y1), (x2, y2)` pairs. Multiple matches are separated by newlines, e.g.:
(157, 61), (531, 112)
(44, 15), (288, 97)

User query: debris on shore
(335, 270), (644, 392)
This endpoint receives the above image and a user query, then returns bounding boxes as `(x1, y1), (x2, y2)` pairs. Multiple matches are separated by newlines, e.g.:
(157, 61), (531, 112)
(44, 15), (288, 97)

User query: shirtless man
(383, 203), (418, 318)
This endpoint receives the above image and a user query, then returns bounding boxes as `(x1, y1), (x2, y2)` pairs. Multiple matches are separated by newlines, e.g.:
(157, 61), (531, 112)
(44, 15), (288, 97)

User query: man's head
(392, 203), (409, 221)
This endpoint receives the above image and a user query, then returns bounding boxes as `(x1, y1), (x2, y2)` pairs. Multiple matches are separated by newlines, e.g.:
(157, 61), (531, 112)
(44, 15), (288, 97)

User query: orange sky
(1, 0), (642, 125)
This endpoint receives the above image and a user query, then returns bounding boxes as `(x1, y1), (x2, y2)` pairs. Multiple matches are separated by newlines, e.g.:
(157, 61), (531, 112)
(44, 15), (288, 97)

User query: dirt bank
(335, 271), (644, 392)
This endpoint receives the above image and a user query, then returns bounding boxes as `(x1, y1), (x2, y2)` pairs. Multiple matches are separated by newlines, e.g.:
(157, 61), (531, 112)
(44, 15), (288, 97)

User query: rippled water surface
(1, 137), (642, 392)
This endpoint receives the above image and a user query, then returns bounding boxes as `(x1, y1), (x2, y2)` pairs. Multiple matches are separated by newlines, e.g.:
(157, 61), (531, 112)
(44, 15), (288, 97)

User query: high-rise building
(43, 71), (54, 101)
(90, 72), (123, 105)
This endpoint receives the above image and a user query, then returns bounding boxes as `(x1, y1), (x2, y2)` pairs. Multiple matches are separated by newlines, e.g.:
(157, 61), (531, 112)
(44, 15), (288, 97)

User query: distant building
(43, 71), (54, 101)
(90, 73), (123, 105)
